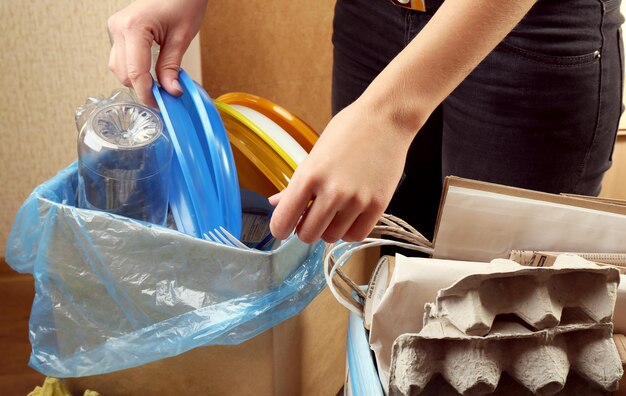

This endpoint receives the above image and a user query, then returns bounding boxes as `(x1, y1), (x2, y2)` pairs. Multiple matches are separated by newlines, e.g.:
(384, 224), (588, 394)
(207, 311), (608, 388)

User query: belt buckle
(389, 0), (426, 11)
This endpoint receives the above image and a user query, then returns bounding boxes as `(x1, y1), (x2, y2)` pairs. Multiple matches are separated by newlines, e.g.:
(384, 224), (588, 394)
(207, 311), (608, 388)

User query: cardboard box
(65, 249), (379, 395)
(433, 176), (626, 262)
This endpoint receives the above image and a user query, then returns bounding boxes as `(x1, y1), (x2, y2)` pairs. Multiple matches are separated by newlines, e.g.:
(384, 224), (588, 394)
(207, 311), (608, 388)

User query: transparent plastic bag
(5, 163), (325, 377)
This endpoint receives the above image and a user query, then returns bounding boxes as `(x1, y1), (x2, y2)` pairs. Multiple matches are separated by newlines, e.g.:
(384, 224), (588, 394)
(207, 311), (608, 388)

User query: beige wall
(0, 2), (202, 256)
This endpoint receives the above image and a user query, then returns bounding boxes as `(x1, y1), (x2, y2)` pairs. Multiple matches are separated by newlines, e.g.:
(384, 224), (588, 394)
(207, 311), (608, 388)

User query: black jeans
(332, 0), (624, 240)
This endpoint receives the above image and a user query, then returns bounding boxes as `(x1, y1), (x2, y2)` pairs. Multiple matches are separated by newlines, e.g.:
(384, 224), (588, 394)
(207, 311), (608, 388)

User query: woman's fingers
(125, 32), (157, 107)
(108, 36), (131, 87)
(294, 196), (338, 244)
(156, 40), (185, 96)
(273, 185), (384, 244)
(268, 191), (284, 206)
(269, 180), (313, 240)
(343, 209), (382, 242)
(269, 165), (385, 244)
(321, 204), (364, 243)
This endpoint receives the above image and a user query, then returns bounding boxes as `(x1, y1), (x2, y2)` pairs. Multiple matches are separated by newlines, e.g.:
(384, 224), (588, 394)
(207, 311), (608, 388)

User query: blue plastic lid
(178, 70), (242, 239)
(152, 81), (224, 238)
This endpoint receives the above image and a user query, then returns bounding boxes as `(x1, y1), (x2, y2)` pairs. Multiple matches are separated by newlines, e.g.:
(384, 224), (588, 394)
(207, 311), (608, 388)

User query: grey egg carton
(389, 319), (622, 396)
(426, 255), (620, 336)
(409, 371), (613, 396)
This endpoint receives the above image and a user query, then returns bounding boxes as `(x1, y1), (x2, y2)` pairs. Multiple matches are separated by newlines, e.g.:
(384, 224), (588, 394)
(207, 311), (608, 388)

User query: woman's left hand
(268, 99), (416, 244)
(267, 0), (538, 244)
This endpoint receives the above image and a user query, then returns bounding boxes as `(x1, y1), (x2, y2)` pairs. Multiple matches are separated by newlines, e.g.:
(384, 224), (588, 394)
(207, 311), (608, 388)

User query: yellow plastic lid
(215, 101), (293, 196)
(215, 100), (298, 170)
(231, 104), (308, 165)
(217, 92), (319, 153)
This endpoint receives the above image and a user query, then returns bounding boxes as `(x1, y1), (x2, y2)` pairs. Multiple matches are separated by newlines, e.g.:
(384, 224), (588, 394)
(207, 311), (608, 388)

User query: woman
(108, 0), (624, 244)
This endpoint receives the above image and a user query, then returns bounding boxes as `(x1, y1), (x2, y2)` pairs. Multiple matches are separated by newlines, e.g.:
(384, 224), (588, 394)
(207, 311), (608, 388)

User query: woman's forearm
(359, 0), (537, 138)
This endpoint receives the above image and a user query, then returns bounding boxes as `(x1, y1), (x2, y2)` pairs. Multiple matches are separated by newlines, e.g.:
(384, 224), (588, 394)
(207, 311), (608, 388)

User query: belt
(389, 0), (427, 11)
(389, 0), (445, 12)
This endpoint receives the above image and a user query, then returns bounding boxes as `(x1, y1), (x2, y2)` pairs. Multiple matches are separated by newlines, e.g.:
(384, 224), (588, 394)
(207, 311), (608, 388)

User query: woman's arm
(269, 0), (538, 243)
(365, 0), (538, 136)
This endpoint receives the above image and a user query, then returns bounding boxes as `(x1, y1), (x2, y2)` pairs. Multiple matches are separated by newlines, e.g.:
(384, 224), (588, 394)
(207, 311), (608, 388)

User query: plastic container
(77, 102), (173, 225)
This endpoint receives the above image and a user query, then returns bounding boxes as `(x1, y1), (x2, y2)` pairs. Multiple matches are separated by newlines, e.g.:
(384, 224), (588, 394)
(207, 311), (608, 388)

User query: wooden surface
(199, 0), (334, 135)
(601, 134), (626, 200)
(0, 259), (45, 395)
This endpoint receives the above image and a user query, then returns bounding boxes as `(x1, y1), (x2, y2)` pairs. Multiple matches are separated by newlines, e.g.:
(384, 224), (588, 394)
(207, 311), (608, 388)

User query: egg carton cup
(426, 254), (620, 337)
(389, 319), (623, 396)
(409, 371), (613, 396)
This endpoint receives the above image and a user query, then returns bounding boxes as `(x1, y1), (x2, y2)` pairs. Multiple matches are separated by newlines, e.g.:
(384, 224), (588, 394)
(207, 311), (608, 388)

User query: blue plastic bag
(5, 162), (325, 378)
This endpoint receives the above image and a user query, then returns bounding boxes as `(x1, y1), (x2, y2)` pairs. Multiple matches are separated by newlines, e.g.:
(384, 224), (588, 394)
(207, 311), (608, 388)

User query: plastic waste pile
(75, 69), (319, 248)
(3, 69), (326, 377)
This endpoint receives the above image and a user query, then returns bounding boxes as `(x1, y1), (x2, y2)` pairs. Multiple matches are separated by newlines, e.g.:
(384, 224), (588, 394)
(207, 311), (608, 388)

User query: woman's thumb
(155, 41), (186, 96)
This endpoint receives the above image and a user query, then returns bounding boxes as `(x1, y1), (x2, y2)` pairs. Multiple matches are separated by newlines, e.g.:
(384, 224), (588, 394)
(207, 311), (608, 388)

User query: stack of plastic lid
(153, 69), (319, 242)
(152, 70), (242, 239)
(216, 92), (319, 197)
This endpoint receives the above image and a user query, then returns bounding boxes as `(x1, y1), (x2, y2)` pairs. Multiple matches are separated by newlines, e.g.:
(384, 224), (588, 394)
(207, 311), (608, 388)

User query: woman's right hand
(107, 0), (208, 107)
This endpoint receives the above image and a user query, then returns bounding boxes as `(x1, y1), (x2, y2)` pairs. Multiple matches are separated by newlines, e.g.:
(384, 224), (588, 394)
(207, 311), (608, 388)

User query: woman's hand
(269, 99), (416, 243)
(107, 0), (208, 107)
(269, 0), (537, 244)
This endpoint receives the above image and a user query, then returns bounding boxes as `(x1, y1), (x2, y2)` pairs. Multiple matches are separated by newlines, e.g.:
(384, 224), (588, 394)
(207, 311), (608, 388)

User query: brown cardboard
(432, 176), (626, 263)
(64, 248), (379, 395)
(433, 176), (626, 249)
(561, 193), (626, 207)
(616, 333), (626, 396)
(615, 334), (626, 396)
(199, 0), (334, 134)
(63, 289), (341, 396)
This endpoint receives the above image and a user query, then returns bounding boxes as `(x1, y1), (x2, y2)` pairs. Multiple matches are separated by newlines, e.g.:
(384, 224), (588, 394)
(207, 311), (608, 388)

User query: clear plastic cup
(77, 102), (173, 225)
